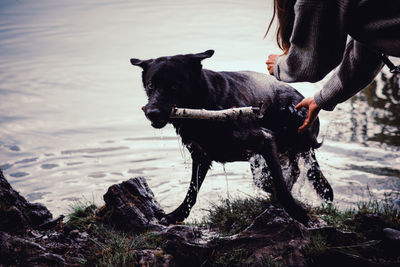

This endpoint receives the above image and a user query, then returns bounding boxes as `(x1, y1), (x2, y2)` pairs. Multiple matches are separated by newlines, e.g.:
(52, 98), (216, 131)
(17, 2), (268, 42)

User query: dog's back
(174, 69), (320, 157)
(240, 71), (321, 151)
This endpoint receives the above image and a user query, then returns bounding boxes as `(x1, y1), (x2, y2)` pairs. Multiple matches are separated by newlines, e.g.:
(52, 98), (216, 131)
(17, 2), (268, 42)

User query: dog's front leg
(161, 154), (211, 225)
(304, 149), (334, 201)
(256, 129), (310, 225)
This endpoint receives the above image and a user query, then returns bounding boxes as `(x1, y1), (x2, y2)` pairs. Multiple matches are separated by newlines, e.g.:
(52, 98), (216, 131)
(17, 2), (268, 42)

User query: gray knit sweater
(274, 0), (400, 111)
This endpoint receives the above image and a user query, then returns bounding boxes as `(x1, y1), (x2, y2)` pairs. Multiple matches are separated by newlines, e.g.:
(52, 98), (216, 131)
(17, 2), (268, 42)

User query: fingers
(298, 108), (312, 133)
(298, 119), (310, 134)
(266, 54), (276, 63)
(267, 64), (274, 75)
(298, 110), (315, 134)
(295, 100), (306, 109)
(266, 54), (279, 76)
(266, 61), (274, 75)
(296, 97), (320, 134)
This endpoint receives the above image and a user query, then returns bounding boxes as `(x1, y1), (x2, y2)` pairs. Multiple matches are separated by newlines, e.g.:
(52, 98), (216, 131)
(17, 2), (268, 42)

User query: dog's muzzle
(142, 106), (168, 129)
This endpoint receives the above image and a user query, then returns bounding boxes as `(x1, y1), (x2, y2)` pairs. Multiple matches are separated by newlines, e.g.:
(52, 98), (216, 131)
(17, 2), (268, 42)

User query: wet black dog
(130, 50), (333, 225)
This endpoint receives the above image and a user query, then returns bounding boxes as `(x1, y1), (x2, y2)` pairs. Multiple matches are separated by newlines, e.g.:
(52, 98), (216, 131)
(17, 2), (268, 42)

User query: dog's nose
(146, 108), (162, 121)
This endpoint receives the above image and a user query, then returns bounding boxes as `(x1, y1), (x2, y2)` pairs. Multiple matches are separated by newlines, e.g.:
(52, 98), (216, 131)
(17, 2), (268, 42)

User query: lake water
(0, 0), (399, 220)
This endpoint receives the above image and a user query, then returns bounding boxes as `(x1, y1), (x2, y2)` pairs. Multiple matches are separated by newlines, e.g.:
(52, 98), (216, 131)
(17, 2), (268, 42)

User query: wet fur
(130, 50), (333, 225)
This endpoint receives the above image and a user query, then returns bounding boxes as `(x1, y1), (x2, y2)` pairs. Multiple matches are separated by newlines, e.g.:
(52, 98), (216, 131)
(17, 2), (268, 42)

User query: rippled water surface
(0, 0), (399, 219)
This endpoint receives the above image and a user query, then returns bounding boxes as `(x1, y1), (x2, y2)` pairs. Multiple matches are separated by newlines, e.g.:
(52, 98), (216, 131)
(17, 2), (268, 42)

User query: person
(265, 0), (400, 134)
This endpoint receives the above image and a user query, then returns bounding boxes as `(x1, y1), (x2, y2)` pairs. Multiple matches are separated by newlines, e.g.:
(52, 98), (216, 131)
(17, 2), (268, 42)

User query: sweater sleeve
(314, 39), (384, 111)
(274, 1), (350, 83)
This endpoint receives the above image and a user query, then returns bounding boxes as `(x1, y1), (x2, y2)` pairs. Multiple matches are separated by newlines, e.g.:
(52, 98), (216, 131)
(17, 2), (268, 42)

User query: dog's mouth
(142, 105), (170, 129)
(151, 120), (168, 129)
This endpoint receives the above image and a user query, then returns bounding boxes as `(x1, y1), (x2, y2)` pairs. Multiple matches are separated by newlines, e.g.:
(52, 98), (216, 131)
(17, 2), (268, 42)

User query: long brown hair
(265, 0), (296, 54)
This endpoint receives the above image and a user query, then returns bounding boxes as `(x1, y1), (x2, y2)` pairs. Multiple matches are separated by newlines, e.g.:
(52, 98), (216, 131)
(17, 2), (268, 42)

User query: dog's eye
(146, 81), (154, 91)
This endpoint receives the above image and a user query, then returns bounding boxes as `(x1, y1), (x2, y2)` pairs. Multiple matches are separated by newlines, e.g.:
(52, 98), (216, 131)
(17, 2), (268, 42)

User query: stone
(383, 227), (400, 242)
(162, 205), (310, 267)
(236, 205), (310, 267)
(0, 231), (65, 266)
(6, 173), (395, 266)
(309, 226), (359, 246)
(162, 225), (215, 266)
(394, 198), (400, 211)
(354, 212), (394, 240)
(0, 169), (53, 234)
(98, 177), (311, 266)
(135, 249), (175, 266)
(99, 176), (166, 232)
(311, 249), (379, 267)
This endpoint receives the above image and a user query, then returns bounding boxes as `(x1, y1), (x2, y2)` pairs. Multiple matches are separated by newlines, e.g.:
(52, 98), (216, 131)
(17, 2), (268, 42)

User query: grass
(64, 191), (399, 266)
(304, 191), (400, 266)
(199, 193), (399, 235)
(200, 196), (272, 235)
(65, 201), (165, 267)
(356, 191), (400, 221)
(301, 232), (328, 258)
(66, 197), (273, 266)
(87, 227), (139, 267)
(65, 200), (98, 231)
(213, 248), (253, 267)
(311, 202), (356, 231)
(311, 190), (400, 233)
(83, 224), (165, 267)
(196, 192), (399, 266)
(260, 256), (285, 267)
(200, 247), (256, 267)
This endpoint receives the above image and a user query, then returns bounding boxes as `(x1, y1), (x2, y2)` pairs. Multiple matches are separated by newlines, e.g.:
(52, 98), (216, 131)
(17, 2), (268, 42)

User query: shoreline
(1, 169), (399, 266)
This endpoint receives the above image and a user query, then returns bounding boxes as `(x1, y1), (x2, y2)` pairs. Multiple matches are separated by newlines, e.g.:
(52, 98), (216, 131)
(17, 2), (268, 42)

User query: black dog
(130, 50), (333, 225)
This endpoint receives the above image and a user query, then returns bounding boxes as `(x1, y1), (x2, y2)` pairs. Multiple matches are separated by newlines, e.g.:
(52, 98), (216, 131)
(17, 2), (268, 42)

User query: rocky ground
(0, 169), (399, 266)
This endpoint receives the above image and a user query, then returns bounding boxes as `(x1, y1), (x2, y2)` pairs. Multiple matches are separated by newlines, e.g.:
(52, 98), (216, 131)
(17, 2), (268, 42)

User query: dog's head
(130, 50), (214, 129)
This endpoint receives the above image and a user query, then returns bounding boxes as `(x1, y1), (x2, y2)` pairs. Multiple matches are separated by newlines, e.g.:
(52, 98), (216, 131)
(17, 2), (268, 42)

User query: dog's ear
(130, 58), (151, 69)
(192, 50), (215, 61)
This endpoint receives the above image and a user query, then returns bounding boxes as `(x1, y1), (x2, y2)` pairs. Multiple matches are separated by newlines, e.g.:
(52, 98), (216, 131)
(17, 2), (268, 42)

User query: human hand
(266, 54), (280, 75)
(295, 97), (321, 134)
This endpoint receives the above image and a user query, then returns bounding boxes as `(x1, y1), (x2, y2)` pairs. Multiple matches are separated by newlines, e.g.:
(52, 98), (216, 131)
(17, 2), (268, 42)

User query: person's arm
(296, 39), (384, 133)
(314, 39), (384, 111)
(274, 1), (351, 83)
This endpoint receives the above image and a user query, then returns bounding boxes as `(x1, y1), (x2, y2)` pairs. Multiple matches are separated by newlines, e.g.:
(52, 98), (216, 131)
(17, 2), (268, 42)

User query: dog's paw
(296, 210), (311, 227)
(160, 210), (186, 225)
(288, 200), (311, 226)
(159, 216), (171, 226)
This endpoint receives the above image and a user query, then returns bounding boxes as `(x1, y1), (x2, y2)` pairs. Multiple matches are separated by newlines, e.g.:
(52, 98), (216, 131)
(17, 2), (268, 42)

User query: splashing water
(246, 103), (334, 205)
(222, 163), (231, 199)
(249, 154), (272, 193)
(196, 164), (200, 192)
(176, 128), (189, 167)
(249, 151), (320, 203)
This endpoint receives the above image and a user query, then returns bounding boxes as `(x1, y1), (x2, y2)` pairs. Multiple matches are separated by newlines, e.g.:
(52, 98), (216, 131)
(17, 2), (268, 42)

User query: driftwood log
(170, 106), (263, 121)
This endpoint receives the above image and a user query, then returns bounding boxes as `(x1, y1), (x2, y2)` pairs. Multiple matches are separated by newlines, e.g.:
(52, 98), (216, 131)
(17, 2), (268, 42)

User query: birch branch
(169, 106), (263, 121)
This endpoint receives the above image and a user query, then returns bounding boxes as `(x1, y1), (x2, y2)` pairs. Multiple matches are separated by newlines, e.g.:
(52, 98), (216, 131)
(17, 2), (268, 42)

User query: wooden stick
(169, 106), (263, 121)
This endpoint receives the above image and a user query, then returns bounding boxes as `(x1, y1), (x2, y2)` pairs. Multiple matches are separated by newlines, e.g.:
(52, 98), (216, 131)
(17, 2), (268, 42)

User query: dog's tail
(309, 117), (323, 149)
(310, 138), (323, 149)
